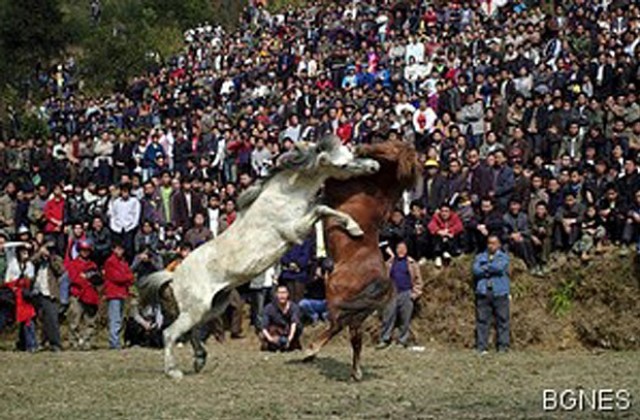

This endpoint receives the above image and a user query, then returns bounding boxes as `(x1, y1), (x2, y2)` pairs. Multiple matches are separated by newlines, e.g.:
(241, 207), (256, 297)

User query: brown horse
(304, 140), (420, 380)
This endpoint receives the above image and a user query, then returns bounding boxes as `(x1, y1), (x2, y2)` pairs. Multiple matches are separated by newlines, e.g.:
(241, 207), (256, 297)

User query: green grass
(0, 339), (638, 419)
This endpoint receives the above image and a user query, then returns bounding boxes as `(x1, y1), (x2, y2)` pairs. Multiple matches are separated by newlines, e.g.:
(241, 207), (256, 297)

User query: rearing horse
(304, 140), (419, 380)
(139, 136), (380, 379)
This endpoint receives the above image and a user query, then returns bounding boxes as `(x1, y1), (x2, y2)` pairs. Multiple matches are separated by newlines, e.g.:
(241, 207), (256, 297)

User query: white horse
(139, 136), (379, 378)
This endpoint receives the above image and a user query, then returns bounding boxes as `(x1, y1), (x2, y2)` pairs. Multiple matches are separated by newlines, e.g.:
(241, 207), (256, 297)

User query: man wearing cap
(67, 240), (100, 350)
(421, 159), (446, 215)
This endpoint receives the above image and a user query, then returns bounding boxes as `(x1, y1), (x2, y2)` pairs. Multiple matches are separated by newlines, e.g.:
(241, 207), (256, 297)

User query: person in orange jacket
(103, 241), (134, 349)
(67, 240), (101, 350)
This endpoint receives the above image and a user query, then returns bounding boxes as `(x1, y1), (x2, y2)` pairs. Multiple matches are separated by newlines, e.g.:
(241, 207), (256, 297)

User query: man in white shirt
(108, 184), (141, 261)
(412, 100), (438, 137)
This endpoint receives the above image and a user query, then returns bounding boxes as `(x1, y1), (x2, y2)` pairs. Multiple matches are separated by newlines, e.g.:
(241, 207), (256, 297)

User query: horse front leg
(303, 321), (344, 362)
(163, 311), (195, 379)
(349, 325), (363, 381)
(315, 205), (364, 237)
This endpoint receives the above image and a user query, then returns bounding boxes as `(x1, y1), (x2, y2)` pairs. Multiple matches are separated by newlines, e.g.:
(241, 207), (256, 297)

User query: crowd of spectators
(0, 0), (639, 351)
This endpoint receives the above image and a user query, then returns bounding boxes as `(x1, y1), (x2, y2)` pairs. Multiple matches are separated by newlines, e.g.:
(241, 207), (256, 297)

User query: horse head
(355, 140), (420, 190)
(311, 135), (380, 180)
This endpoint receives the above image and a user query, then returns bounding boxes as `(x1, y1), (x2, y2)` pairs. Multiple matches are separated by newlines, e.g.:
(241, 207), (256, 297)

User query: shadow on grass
(286, 356), (382, 382)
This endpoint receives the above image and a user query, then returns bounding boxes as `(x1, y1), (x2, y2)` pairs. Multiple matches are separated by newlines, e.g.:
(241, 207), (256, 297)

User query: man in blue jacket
(472, 235), (511, 354)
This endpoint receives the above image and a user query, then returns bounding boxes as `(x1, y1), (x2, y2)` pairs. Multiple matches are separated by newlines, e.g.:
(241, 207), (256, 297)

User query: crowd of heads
(0, 0), (638, 275)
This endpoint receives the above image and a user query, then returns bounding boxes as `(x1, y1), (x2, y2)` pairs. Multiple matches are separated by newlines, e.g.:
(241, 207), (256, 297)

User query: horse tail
(334, 277), (394, 324)
(137, 270), (174, 308)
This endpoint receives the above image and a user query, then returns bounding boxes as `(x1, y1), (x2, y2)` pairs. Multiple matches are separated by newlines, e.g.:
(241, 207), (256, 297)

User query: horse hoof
(351, 369), (363, 382)
(166, 368), (184, 380)
(193, 356), (207, 374)
(302, 349), (317, 363)
(346, 224), (364, 237)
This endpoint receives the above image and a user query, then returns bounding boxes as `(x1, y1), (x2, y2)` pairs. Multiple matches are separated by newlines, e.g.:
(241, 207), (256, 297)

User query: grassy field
(0, 338), (638, 419)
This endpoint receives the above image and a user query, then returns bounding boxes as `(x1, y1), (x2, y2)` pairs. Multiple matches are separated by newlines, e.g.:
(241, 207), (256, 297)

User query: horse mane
(236, 135), (341, 211)
(355, 140), (420, 189)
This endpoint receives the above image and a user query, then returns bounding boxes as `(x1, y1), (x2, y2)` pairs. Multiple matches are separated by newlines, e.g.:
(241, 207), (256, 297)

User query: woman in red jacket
(67, 240), (100, 350)
(103, 242), (134, 349)
(428, 203), (464, 268)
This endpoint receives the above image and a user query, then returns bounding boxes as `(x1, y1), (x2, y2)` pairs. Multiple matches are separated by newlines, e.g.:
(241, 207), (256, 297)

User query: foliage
(550, 277), (577, 317)
(0, 0), (70, 91)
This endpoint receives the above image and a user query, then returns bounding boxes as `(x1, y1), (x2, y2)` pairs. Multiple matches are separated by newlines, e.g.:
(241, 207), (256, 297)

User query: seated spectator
(553, 193), (585, 251)
(572, 206), (606, 262)
(103, 242), (135, 350)
(428, 204), (463, 268)
(125, 300), (164, 348)
(472, 235), (510, 354)
(260, 285), (302, 352)
(87, 215), (112, 266)
(184, 212), (213, 249)
(299, 257), (332, 325)
(503, 199), (538, 274)
(598, 185), (629, 254)
(377, 241), (423, 349)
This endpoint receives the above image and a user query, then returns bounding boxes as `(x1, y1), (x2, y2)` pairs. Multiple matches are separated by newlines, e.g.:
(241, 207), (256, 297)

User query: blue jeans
(108, 299), (124, 349)
(59, 272), (70, 306)
(299, 299), (328, 323)
(21, 321), (37, 352)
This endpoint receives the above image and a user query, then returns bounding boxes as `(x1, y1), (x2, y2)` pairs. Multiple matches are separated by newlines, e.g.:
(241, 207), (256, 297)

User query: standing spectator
(107, 183), (141, 261)
(492, 150), (515, 212)
(4, 242), (37, 352)
(472, 235), (511, 354)
(279, 237), (314, 302)
(103, 242), (134, 350)
(0, 181), (17, 235)
(248, 265), (277, 333)
(171, 176), (204, 233)
(31, 243), (64, 351)
(87, 216), (112, 266)
(260, 285), (302, 352)
(66, 240), (100, 350)
(377, 241), (423, 349)
(43, 184), (65, 255)
(530, 201), (553, 274)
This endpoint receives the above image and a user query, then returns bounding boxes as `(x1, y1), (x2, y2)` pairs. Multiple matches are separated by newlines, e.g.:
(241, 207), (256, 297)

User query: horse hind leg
(190, 326), (207, 374)
(349, 325), (364, 381)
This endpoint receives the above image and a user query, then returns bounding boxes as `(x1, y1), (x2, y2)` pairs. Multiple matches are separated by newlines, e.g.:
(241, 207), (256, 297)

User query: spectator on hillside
(503, 199), (538, 274)
(472, 235), (510, 354)
(428, 204), (463, 268)
(299, 257), (332, 326)
(377, 241), (423, 349)
(184, 212), (213, 249)
(107, 183), (141, 261)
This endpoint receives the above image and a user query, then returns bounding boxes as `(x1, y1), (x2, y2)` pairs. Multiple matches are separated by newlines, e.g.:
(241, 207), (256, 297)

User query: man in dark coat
(492, 150), (515, 212)
(171, 176), (205, 233)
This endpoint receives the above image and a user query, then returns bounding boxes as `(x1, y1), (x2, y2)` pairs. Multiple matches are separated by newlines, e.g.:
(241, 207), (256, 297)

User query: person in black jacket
(474, 198), (504, 252)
